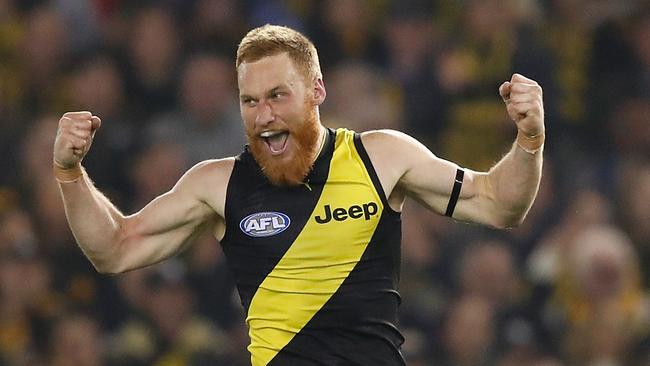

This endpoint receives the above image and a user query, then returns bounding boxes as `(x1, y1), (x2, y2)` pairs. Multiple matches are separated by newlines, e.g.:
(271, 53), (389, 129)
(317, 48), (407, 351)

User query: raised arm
(53, 112), (230, 274)
(364, 74), (544, 228)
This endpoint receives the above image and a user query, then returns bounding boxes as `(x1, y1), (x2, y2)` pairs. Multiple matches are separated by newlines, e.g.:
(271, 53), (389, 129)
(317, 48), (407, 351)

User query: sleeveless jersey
(221, 128), (405, 365)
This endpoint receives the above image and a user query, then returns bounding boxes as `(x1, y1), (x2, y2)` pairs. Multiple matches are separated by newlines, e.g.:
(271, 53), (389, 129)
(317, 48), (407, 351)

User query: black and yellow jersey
(221, 128), (405, 365)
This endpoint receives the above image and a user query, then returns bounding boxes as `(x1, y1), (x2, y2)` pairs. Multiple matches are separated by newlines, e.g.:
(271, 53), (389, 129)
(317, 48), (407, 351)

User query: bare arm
(364, 74), (544, 228)
(463, 136), (542, 227)
(53, 112), (229, 274)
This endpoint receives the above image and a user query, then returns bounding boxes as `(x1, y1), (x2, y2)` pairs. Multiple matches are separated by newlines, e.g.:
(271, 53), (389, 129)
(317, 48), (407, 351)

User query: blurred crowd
(0, 0), (649, 365)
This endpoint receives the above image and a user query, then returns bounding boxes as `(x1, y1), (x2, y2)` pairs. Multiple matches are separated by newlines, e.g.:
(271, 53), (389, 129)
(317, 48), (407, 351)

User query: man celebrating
(54, 25), (544, 365)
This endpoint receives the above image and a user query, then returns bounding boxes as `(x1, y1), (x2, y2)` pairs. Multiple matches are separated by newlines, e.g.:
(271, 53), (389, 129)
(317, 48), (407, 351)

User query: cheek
(280, 102), (307, 124)
(241, 108), (255, 128)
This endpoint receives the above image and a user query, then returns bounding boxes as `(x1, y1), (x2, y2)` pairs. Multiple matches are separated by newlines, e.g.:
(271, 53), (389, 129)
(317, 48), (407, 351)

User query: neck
(314, 125), (327, 160)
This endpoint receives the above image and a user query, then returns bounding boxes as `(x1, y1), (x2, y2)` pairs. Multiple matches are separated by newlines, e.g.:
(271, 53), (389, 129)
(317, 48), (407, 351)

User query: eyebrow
(266, 86), (284, 96)
(240, 85), (286, 101)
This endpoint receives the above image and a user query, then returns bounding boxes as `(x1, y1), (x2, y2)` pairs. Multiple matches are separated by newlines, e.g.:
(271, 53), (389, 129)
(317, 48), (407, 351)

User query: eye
(241, 98), (257, 107)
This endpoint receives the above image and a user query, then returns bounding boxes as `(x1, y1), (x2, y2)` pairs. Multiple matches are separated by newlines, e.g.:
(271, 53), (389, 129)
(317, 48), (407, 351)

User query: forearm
(484, 131), (543, 227)
(57, 166), (126, 272)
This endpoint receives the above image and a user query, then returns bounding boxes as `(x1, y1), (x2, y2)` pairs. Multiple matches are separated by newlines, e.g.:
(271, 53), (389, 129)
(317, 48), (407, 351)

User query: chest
(226, 173), (382, 249)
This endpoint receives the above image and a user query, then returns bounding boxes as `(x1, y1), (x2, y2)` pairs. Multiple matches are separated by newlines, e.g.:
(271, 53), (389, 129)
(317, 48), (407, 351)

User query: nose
(255, 100), (275, 126)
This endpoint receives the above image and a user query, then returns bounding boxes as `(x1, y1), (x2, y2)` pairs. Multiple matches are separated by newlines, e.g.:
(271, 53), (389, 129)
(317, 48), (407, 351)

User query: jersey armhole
(353, 133), (399, 215)
(221, 154), (245, 245)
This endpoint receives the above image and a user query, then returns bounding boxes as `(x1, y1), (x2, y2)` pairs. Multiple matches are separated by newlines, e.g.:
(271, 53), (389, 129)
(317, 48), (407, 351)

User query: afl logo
(240, 212), (291, 237)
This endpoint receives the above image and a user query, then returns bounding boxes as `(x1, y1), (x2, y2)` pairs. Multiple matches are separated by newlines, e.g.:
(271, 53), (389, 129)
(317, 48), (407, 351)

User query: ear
(312, 78), (326, 106)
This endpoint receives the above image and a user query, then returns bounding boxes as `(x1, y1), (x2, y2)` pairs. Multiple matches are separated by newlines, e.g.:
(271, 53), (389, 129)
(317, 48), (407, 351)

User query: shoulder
(186, 157), (235, 178)
(360, 128), (406, 141)
(360, 129), (420, 148)
(356, 130), (427, 208)
(358, 128), (449, 192)
(360, 129), (428, 161)
(173, 157), (236, 219)
(174, 157), (236, 194)
(191, 157), (236, 175)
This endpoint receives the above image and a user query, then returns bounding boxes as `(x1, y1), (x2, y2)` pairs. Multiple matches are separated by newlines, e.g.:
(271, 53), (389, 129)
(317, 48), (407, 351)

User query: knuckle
(76, 121), (91, 130)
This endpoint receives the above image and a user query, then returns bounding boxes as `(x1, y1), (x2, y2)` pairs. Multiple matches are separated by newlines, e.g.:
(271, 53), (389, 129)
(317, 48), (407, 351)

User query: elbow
(92, 260), (134, 276)
(92, 263), (122, 275)
(90, 227), (136, 275)
(493, 216), (525, 230)
(474, 175), (529, 230)
(89, 255), (129, 275)
(84, 253), (121, 274)
(490, 208), (528, 229)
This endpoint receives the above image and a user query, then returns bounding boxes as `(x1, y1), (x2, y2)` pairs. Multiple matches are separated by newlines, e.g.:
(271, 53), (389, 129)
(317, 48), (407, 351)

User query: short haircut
(236, 24), (322, 83)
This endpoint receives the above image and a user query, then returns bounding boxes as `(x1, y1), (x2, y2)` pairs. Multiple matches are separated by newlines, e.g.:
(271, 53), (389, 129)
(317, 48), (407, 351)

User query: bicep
(114, 163), (224, 272)
(396, 137), (498, 226)
(115, 188), (215, 272)
(398, 147), (465, 214)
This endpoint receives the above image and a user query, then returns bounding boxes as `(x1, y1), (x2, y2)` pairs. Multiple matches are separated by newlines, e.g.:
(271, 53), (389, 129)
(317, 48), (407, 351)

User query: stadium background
(0, 0), (648, 365)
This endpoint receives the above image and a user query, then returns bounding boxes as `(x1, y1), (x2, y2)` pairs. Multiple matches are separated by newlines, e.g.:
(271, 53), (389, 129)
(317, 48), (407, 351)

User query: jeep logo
(314, 202), (378, 224)
(240, 212), (290, 237)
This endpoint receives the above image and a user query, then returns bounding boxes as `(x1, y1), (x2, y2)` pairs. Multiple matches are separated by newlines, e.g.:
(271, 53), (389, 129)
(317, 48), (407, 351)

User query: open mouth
(260, 130), (290, 155)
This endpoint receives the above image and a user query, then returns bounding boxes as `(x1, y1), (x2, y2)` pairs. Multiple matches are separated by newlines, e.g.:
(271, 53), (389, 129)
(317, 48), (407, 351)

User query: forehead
(237, 53), (304, 95)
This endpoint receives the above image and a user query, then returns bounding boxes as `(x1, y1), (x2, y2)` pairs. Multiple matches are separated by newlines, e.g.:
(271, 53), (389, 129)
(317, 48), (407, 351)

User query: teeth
(260, 131), (283, 138)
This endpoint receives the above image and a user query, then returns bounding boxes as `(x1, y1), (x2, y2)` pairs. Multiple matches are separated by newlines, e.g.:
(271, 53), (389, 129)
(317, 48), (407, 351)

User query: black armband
(444, 168), (464, 217)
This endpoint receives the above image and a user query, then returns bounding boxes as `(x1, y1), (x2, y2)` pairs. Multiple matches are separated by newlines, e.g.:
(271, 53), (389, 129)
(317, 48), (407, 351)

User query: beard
(247, 105), (321, 187)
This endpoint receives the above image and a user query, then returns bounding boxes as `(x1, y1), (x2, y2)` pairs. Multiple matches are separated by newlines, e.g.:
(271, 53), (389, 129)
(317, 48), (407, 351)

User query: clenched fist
(54, 111), (101, 169)
(499, 74), (545, 154)
(499, 74), (544, 137)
